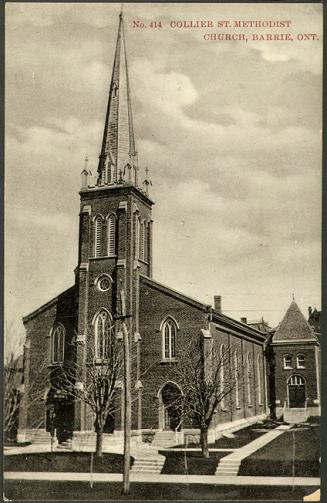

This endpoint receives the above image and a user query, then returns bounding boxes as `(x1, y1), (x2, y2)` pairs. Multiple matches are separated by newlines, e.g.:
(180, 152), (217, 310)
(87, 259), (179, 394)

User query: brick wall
(139, 278), (208, 430)
(272, 343), (318, 407)
(21, 287), (77, 431)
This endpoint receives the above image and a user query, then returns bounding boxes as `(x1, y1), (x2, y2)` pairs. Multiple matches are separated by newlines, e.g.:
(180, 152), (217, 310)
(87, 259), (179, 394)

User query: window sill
(283, 367), (293, 370)
(88, 359), (110, 364)
(90, 255), (117, 260)
(297, 367), (306, 370)
(48, 363), (63, 368)
(236, 406), (241, 410)
(138, 258), (149, 265)
(248, 404), (253, 408)
(160, 358), (178, 364)
(221, 408), (228, 412)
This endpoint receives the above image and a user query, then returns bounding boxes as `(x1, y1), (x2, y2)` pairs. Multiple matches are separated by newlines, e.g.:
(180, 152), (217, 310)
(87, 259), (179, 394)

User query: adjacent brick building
(267, 300), (321, 421)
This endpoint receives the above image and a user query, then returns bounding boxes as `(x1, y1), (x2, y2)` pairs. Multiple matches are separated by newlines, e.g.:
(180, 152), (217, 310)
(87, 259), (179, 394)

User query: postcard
(4, 2), (322, 500)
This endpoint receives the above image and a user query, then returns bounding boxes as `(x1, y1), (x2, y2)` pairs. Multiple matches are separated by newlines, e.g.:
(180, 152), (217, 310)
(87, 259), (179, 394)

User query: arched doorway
(159, 382), (182, 431)
(287, 375), (306, 408)
(45, 389), (74, 443)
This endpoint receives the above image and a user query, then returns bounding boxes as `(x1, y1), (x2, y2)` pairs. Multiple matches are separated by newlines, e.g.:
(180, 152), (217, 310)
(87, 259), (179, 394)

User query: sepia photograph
(4, 2), (322, 500)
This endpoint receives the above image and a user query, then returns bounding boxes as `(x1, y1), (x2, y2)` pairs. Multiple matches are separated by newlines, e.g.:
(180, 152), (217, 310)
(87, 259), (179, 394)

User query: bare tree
(4, 351), (23, 440)
(4, 322), (47, 441)
(170, 337), (238, 458)
(4, 321), (25, 441)
(53, 320), (123, 457)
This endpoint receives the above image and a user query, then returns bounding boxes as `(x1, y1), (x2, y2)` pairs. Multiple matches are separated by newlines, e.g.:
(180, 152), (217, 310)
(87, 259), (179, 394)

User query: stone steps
(131, 457), (165, 474)
(57, 440), (72, 450)
(151, 432), (177, 447)
(215, 458), (240, 476)
(284, 408), (309, 424)
(28, 431), (52, 444)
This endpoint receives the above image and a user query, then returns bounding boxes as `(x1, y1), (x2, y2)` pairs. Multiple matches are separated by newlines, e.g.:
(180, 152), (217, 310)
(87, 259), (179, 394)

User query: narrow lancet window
(134, 214), (140, 259)
(162, 318), (177, 360)
(94, 216), (103, 257)
(94, 310), (113, 360)
(234, 350), (240, 408)
(107, 215), (116, 256)
(51, 324), (65, 364)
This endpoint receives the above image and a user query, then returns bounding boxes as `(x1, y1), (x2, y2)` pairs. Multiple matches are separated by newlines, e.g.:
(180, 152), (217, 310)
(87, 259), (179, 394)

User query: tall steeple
(97, 10), (137, 185)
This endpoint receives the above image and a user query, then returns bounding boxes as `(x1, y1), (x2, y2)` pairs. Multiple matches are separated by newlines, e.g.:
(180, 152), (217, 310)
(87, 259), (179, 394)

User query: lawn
(3, 480), (320, 501)
(160, 451), (232, 475)
(239, 421), (320, 477)
(4, 452), (134, 474)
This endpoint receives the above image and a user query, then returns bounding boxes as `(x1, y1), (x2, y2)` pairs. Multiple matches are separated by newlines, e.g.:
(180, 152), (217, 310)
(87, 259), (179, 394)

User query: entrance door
(161, 383), (182, 431)
(54, 400), (74, 443)
(288, 375), (305, 408)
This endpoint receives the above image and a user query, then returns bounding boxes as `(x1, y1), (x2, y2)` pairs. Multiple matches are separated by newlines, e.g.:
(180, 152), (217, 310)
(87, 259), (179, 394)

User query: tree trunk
(95, 426), (103, 457)
(200, 427), (209, 458)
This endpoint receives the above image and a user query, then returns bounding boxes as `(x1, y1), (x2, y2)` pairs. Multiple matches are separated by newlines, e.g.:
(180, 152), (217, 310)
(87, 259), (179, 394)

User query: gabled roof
(140, 275), (266, 343)
(273, 301), (316, 342)
(22, 285), (75, 323)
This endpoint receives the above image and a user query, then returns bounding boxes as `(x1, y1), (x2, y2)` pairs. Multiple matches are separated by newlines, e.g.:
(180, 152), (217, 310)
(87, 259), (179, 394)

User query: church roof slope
(273, 300), (316, 342)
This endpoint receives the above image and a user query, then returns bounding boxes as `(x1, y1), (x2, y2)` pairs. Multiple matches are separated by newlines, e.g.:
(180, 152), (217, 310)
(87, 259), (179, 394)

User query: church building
(266, 301), (321, 423)
(17, 12), (319, 448)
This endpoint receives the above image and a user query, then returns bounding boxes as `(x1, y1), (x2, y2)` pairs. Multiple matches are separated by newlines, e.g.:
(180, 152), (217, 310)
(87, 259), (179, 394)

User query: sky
(5, 2), (322, 344)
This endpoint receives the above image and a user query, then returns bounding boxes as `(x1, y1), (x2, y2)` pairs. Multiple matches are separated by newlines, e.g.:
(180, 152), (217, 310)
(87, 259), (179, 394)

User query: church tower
(75, 11), (153, 431)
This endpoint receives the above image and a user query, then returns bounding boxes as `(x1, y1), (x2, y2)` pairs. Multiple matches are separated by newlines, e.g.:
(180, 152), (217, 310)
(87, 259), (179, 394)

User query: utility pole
(120, 288), (131, 495)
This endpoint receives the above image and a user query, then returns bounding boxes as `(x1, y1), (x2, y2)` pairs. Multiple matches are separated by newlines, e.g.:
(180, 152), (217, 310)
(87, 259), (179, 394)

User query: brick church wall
(22, 287), (77, 430)
(138, 278), (208, 430)
(138, 277), (267, 431)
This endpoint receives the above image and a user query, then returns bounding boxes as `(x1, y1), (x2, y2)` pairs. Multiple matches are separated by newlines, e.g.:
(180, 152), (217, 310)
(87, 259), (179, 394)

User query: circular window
(97, 275), (111, 292)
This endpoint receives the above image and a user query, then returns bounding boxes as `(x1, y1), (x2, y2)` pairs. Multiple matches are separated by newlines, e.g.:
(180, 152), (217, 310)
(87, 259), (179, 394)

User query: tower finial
(120, 3), (124, 19)
(292, 292), (295, 301)
(142, 167), (152, 195)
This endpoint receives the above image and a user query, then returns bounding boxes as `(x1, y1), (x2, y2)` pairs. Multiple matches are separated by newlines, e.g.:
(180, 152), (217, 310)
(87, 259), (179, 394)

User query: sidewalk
(216, 423), (292, 475)
(4, 471), (320, 486)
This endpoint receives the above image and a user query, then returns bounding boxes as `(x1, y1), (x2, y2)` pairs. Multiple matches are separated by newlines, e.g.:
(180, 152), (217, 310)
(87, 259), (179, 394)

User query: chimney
(241, 317), (247, 324)
(214, 295), (222, 313)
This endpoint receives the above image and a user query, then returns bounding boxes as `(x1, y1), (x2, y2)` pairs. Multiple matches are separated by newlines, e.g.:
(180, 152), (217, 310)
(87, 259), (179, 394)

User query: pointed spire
(273, 300), (314, 341)
(97, 10), (137, 185)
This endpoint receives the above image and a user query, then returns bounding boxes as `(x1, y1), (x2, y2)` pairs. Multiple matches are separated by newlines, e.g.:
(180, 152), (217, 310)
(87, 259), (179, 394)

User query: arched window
(94, 215), (103, 258)
(283, 354), (293, 369)
(257, 354), (262, 405)
(288, 374), (305, 386)
(139, 220), (145, 260)
(107, 214), (116, 256)
(104, 160), (112, 184)
(296, 354), (305, 369)
(142, 221), (147, 261)
(94, 310), (113, 359)
(51, 324), (65, 364)
(162, 318), (177, 360)
(234, 350), (240, 408)
(144, 222), (148, 262)
(220, 344), (226, 409)
(247, 352), (252, 406)
(134, 214), (140, 259)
